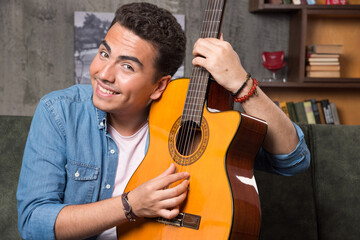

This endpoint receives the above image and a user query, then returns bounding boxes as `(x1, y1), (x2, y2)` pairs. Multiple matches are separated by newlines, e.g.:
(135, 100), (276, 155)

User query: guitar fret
(200, 31), (219, 34)
(187, 89), (206, 92)
(184, 103), (204, 107)
(183, 110), (203, 114)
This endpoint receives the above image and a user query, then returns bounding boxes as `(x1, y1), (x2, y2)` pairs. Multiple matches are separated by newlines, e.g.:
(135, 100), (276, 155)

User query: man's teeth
(99, 84), (118, 95)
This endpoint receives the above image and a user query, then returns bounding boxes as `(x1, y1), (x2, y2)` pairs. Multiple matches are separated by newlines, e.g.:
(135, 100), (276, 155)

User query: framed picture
(74, 12), (185, 84)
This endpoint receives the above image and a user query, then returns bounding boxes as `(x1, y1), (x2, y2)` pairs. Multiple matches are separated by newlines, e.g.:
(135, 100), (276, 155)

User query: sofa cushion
(310, 124), (360, 240)
(255, 167), (318, 240)
(0, 116), (32, 239)
(255, 124), (318, 240)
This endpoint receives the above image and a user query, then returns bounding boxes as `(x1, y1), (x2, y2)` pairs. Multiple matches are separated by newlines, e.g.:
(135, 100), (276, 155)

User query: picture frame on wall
(74, 12), (185, 84)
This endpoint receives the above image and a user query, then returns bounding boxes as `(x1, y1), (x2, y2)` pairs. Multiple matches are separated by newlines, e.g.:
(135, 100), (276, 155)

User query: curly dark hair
(109, 2), (186, 79)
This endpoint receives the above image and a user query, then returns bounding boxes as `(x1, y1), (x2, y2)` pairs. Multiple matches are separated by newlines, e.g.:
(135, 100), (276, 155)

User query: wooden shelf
(250, 1), (360, 88)
(260, 79), (360, 88)
(249, 3), (301, 12)
(249, 1), (360, 124)
(250, 2), (360, 13)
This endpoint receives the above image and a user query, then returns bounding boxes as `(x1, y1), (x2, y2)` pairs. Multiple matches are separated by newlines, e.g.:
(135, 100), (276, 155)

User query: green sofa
(1, 115), (359, 239)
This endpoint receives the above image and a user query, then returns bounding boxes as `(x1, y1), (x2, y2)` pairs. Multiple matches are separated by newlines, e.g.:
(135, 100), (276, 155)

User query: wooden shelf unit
(250, 2), (360, 88)
(249, 1), (360, 125)
(250, 2), (360, 13)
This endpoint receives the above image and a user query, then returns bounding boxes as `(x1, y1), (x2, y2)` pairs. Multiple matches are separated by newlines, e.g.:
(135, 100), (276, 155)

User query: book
(304, 101), (316, 124)
(317, 101), (326, 124)
(266, 0), (283, 4)
(280, 101), (290, 118)
(330, 102), (341, 125)
(307, 44), (344, 54)
(309, 98), (321, 124)
(294, 102), (308, 123)
(308, 57), (339, 62)
(320, 99), (335, 124)
(282, 0), (293, 4)
(306, 71), (340, 77)
(307, 0), (316, 4)
(307, 53), (340, 58)
(308, 61), (340, 66)
(326, 0), (347, 4)
(292, 0), (301, 4)
(307, 99), (322, 124)
(286, 102), (298, 122)
(306, 65), (340, 71)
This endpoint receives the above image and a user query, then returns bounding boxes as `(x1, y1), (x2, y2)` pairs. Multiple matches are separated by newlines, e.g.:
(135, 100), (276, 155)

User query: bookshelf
(249, 1), (360, 125)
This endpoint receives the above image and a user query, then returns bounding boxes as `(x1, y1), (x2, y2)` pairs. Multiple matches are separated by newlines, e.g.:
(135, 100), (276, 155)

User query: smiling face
(90, 23), (170, 122)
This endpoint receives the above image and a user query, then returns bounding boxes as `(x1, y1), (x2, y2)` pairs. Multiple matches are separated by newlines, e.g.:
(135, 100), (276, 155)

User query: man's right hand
(126, 163), (190, 220)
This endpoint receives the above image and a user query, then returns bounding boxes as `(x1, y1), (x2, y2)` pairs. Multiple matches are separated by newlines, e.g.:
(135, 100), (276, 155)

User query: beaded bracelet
(233, 78), (258, 103)
(231, 73), (251, 97)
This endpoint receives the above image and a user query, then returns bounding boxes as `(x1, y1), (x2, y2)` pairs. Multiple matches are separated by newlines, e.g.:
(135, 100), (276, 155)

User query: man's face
(90, 23), (164, 116)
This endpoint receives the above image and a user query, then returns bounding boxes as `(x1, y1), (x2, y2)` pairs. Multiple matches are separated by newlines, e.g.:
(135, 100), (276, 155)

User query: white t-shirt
(97, 122), (149, 240)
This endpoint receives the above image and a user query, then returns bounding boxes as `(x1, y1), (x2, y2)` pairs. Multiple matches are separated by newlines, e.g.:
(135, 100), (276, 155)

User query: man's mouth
(98, 84), (120, 95)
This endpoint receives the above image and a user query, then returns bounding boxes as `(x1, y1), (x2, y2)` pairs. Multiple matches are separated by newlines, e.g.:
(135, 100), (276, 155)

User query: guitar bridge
(153, 212), (201, 230)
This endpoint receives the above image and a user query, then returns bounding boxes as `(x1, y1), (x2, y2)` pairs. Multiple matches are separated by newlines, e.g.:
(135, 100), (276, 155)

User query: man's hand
(127, 163), (189, 220)
(192, 35), (247, 94)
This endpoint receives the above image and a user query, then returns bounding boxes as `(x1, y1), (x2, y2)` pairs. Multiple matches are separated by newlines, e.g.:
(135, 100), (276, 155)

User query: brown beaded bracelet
(233, 78), (258, 103)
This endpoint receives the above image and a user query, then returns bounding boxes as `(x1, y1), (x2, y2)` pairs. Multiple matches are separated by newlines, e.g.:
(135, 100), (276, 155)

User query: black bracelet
(121, 192), (137, 222)
(232, 73), (251, 97)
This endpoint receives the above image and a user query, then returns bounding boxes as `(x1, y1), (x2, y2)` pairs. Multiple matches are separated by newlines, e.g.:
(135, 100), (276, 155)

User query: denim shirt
(17, 84), (310, 240)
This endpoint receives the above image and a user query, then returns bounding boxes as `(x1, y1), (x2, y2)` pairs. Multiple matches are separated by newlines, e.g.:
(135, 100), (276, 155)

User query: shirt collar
(96, 108), (107, 130)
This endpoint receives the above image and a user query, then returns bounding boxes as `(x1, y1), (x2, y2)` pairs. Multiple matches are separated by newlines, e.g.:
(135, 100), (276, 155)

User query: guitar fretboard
(181, 0), (226, 126)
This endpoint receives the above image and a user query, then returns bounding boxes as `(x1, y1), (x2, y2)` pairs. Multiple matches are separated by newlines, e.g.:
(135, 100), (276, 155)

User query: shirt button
(100, 122), (104, 127)
(75, 171), (80, 178)
(106, 184), (111, 189)
(110, 149), (115, 154)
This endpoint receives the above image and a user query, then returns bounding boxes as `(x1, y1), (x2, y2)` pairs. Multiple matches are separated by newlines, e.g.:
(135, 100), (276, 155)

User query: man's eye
(100, 51), (108, 58)
(124, 64), (134, 71)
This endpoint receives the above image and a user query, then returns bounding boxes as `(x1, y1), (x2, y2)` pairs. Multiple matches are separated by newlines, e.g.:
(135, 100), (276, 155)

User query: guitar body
(117, 78), (267, 239)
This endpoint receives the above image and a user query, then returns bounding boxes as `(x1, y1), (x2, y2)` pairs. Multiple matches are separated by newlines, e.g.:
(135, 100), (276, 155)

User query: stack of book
(306, 44), (343, 78)
(281, 0), (316, 4)
(275, 99), (340, 125)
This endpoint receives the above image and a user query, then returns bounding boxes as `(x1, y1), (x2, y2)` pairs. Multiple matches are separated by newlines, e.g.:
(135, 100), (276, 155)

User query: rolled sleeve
(255, 123), (310, 176)
(26, 204), (68, 240)
(17, 99), (68, 240)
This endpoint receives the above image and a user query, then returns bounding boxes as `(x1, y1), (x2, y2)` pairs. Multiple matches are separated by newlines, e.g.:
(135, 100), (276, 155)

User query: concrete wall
(0, 0), (289, 116)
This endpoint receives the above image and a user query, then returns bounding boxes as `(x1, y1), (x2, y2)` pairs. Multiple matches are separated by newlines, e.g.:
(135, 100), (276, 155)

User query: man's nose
(98, 61), (115, 83)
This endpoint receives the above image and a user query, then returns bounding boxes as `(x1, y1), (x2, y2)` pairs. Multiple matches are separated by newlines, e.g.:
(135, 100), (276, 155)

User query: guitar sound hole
(176, 121), (202, 157)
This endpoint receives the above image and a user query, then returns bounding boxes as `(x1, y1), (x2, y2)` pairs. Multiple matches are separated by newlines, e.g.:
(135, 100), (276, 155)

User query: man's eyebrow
(118, 55), (143, 67)
(100, 40), (143, 67)
(100, 40), (111, 53)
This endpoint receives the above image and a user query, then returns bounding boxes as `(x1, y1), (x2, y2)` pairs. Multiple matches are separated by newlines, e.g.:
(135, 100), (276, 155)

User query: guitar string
(160, 1), (223, 224)
(180, 0), (221, 176)
(170, 0), (223, 191)
(185, 0), (220, 165)
(176, 0), (209, 173)
(180, 0), (220, 175)
(180, 0), (213, 173)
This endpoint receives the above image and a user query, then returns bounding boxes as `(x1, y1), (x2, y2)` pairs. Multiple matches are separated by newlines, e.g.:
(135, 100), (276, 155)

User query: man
(17, 2), (310, 240)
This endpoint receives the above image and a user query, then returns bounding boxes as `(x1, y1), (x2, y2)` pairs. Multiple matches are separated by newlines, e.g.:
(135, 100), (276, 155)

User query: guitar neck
(182, 0), (227, 126)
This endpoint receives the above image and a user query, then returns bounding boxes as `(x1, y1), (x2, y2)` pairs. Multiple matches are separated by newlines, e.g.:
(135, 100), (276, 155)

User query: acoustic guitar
(117, 0), (267, 239)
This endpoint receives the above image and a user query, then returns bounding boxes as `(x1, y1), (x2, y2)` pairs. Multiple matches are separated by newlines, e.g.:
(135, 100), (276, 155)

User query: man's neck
(108, 109), (149, 136)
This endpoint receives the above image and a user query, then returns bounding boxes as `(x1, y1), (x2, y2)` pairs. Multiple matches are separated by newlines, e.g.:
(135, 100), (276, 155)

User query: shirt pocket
(64, 159), (100, 204)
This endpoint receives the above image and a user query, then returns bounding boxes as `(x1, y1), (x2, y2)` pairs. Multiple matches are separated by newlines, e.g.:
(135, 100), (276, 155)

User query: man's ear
(150, 75), (171, 100)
